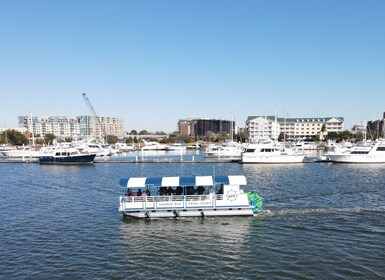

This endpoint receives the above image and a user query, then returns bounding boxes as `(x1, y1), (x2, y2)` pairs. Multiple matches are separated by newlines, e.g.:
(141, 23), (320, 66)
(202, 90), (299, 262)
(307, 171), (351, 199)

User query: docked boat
(241, 140), (305, 163)
(115, 142), (135, 153)
(205, 141), (245, 160)
(326, 140), (385, 163)
(319, 140), (351, 161)
(118, 175), (263, 218)
(38, 148), (96, 164)
(141, 140), (167, 151)
(165, 142), (187, 151)
(0, 145), (42, 158)
(293, 139), (318, 150)
(186, 143), (201, 150)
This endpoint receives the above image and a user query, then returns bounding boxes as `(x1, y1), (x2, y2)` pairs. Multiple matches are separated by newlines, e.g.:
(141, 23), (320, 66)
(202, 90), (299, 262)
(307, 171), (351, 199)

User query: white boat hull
(122, 208), (254, 219)
(1, 150), (41, 158)
(327, 154), (385, 163)
(241, 154), (305, 163)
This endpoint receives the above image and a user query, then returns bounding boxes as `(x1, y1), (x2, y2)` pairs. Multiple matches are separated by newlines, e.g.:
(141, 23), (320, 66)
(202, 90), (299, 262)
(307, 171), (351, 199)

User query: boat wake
(256, 205), (385, 218)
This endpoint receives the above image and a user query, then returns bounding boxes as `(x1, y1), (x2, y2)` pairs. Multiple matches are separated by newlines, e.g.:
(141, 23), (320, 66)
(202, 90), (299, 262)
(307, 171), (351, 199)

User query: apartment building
(18, 115), (125, 138)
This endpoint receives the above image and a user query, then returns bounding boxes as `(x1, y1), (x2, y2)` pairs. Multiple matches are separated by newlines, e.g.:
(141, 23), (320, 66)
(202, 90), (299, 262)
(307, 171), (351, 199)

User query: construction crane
(82, 93), (107, 142)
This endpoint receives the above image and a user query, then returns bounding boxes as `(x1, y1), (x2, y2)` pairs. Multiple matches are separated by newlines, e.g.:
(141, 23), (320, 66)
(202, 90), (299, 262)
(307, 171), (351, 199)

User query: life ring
(247, 191), (264, 213)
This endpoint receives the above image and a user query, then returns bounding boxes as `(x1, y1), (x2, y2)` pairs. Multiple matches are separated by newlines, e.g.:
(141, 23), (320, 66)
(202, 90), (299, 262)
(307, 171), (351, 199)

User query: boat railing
(124, 194), (212, 203)
(121, 193), (217, 210)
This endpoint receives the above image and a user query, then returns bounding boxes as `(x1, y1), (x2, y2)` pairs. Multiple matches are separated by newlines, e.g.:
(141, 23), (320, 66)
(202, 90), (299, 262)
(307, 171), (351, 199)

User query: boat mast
(230, 113), (234, 142)
(30, 113), (35, 147)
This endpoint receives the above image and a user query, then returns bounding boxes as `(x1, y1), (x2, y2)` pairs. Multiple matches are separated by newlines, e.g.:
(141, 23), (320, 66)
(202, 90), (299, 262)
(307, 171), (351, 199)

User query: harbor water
(1, 159), (385, 279)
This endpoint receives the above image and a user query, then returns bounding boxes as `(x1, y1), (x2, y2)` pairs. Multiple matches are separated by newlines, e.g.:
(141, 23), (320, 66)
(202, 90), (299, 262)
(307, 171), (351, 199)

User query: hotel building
(246, 116), (344, 142)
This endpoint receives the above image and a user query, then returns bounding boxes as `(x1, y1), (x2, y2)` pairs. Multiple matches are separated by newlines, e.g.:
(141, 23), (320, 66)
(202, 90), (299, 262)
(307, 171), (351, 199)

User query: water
(1, 160), (385, 279)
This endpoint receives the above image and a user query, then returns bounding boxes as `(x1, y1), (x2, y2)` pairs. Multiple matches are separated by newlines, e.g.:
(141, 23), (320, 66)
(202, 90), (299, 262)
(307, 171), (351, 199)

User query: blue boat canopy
(119, 175), (247, 188)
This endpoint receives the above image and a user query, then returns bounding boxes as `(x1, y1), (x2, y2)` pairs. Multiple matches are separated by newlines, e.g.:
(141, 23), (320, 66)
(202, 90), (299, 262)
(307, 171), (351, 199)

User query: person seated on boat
(197, 185), (205, 195)
(146, 189), (151, 196)
(141, 190), (147, 198)
(175, 186), (183, 195)
(125, 188), (133, 196)
(217, 184), (224, 194)
(137, 189), (142, 196)
(167, 187), (174, 195)
(186, 186), (194, 195)
(159, 186), (167, 196)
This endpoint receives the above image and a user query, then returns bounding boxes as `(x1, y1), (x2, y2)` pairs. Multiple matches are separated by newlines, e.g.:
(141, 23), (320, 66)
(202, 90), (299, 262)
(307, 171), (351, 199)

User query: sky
(1, 0), (384, 133)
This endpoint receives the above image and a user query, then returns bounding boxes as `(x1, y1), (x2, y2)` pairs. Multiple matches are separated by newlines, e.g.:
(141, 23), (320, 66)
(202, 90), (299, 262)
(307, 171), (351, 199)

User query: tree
(107, 135), (118, 144)
(0, 129), (28, 145)
(124, 137), (133, 144)
(44, 134), (56, 145)
(278, 132), (289, 141)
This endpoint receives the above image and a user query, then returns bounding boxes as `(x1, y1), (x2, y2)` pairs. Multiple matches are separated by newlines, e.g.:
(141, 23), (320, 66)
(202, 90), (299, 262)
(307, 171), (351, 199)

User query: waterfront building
(246, 116), (344, 141)
(18, 115), (125, 138)
(352, 123), (366, 134)
(366, 112), (385, 139)
(178, 118), (197, 137)
(245, 116), (280, 142)
(178, 118), (235, 138)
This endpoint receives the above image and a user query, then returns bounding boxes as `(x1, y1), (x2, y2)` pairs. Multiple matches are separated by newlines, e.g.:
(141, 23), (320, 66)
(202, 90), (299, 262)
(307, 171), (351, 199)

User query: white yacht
(115, 142), (135, 153)
(0, 145), (42, 158)
(326, 140), (385, 163)
(76, 141), (112, 157)
(205, 141), (245, 160)
(293, 139), (318, 150)
(241, 140), (305, 163)
(166, 142), (187, 151)
(141, 140), (167, 151)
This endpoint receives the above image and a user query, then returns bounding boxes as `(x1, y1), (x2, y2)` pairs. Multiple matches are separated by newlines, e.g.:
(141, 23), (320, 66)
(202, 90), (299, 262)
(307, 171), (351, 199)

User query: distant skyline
(1, 0), (384, 133)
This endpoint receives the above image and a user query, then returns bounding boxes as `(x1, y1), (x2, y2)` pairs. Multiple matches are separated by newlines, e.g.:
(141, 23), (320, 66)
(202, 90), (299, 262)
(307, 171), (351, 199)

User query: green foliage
(44, 134), (56, 145)
(321, 123), (326, 132)
(107, 135), (118, 144)
(0, 129), (28, 145)
(325, 130), (354, 141)
(139, 130), (148, 135)
(124, 137), (133, 144)
(278, 132), (289, 141)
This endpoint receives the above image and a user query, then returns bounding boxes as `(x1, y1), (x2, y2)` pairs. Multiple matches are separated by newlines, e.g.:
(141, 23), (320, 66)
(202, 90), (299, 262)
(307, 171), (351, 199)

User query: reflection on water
(111, 149), (203, 161)
(118, 217), (261, 279)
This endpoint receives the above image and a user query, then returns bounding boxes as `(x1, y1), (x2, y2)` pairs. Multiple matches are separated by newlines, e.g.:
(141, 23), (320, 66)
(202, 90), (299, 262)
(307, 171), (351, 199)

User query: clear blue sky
(1, 0), (384, 133)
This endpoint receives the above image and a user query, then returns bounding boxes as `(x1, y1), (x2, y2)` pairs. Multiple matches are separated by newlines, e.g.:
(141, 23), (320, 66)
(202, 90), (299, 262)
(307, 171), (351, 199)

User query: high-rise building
(178, 118), (235, 138)
(366, 112), (385, 139)
(18, 115), (125, 138)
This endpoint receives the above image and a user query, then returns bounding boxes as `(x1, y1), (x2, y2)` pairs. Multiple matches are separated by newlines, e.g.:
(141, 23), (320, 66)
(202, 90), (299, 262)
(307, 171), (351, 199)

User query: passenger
(159, 186), (167, 196)
(167, 187), (174, 195)
(146, 189), (151, 196)
(186, 186), (194, 195)
(176, 186), (183, 195)
(217, 184), (224, 194)
(126, 188), (133, 196)
(197, 185), (205, 195)
(137, 189), (142, 196)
